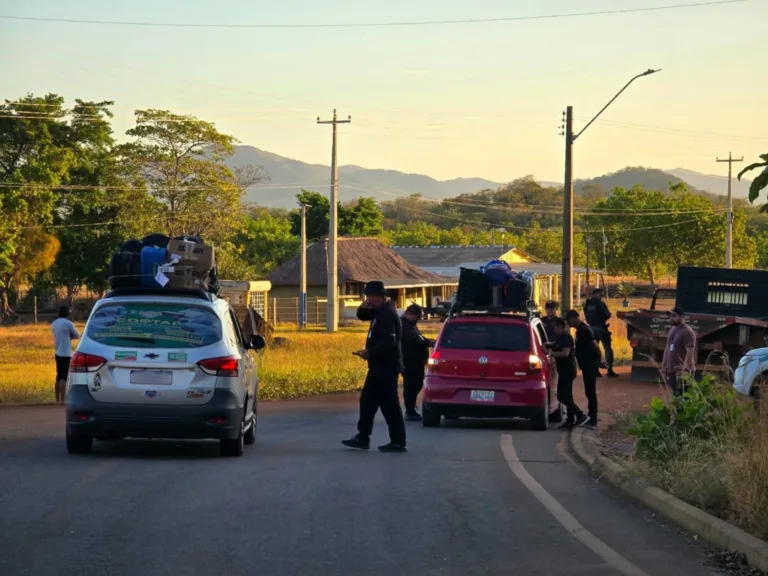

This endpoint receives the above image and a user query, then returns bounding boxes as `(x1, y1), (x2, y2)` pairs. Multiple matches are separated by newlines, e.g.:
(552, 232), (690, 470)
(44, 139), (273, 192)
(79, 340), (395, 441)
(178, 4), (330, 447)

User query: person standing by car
(583, 288), (618, 378)
(662, 306), (696, 395)
(541, 300), (559, 342)
(343, 281), (408, 453)
(566, 309), (602, 428)
(51, 306), (80, 403)
(545, 317), (585, 429)
(400, 303), (434, 422)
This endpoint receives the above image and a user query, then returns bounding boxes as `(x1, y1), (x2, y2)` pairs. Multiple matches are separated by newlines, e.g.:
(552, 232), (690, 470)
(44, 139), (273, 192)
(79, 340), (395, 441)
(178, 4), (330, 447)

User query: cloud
(400, 69), (428, 76)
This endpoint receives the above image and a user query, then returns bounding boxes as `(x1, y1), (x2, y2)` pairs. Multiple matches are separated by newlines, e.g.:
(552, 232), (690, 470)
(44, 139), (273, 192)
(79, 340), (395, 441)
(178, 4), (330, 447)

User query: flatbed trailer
(618, 266), (768, 383)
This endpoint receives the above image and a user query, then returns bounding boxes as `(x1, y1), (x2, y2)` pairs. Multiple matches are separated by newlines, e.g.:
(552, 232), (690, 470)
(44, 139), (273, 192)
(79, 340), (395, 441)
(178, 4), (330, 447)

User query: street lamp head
(643, 68), (661, 76)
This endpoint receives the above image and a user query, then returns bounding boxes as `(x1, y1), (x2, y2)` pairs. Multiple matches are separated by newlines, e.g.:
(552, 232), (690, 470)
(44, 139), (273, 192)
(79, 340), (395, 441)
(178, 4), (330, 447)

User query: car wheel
(244, 409), (256, 446)
(422, 404), (441, 428)
(220, 420), (245, 457)
(66, 433), (93, 455)
(531, 394), (549, 432)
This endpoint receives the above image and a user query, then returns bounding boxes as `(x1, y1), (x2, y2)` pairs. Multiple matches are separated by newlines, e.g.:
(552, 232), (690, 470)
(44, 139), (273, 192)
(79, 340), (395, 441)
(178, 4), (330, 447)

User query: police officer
(401, 303), (435, 422)
(541, 300), (558, 342)
(343, 281), (408, 453)
(583, 288), (618, 378)
(566, 309), (602, 429)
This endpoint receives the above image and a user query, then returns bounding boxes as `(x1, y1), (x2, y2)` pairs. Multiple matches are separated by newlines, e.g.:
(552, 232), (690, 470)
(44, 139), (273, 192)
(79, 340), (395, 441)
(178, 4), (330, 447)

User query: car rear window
(86, 302), (222, 349)
(439, 321), (531, 352)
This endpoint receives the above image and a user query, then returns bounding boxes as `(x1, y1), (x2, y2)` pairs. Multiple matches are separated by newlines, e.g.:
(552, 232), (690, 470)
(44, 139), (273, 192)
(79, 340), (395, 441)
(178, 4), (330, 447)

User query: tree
(340, 197), (383, 236)
(239, 207), (299, 275)
(290, 190), (384, 240)
(0, 94), (73, 317)
(737, 153), (768, 209)
(291, 190), (329, 241)
(51, 100), (125, 301)
(118, 109), (266, 243)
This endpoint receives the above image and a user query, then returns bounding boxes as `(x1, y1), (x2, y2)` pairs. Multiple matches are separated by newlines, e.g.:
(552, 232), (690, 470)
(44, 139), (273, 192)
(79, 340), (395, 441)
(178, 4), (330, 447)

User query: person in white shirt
(51, 306), (80, 403)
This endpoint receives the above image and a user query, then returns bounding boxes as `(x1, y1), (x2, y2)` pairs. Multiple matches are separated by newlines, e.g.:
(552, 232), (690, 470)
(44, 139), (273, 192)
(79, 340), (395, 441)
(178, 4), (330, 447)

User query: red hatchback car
(421, 313), (562, 430)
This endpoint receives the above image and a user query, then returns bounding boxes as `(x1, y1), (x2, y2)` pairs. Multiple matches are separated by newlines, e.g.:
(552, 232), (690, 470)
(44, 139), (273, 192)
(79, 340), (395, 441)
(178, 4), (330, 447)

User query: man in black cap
(583, 288), (618, 378)
(400, 303), (434, 422)
(343, 281), (408, 452)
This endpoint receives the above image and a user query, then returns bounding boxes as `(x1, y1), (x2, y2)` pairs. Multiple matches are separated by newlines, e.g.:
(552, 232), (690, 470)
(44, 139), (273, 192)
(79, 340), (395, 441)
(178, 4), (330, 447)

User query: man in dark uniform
(400, 303), (434, 422)
(544, 317), (585, 429)
(541, 300), (558, 342)
(583, 288), (618, 378)
(566, 309), (602, 429)
(343, 281), (408, 452)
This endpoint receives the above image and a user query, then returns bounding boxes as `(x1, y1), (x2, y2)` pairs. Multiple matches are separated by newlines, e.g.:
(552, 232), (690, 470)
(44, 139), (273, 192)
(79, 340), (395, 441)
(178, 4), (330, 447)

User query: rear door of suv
(431, 317), (536, 383)
(72, 299), (230, 406)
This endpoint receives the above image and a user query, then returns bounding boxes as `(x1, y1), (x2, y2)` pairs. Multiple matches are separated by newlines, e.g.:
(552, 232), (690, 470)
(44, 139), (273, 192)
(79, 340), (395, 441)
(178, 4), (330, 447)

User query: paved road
(0, 398), (729, 576)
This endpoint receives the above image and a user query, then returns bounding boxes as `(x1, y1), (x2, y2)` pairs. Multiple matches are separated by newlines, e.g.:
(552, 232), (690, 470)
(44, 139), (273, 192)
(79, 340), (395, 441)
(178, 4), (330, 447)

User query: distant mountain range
(228, 146), (753, 208)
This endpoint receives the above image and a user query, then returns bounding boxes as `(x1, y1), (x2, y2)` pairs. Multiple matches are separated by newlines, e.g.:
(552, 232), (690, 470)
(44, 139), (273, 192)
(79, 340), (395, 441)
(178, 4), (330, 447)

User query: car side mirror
(248, 335), (266, 351)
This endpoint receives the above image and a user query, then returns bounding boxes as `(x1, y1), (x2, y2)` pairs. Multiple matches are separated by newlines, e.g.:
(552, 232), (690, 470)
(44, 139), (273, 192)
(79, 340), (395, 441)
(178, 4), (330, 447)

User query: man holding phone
(343, 281), (407, 453)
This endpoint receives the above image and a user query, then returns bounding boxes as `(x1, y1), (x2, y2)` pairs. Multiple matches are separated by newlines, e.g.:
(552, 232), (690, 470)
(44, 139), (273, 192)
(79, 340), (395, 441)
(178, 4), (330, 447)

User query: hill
(228, 146), (503, 208)
(228, 146), (753, 207)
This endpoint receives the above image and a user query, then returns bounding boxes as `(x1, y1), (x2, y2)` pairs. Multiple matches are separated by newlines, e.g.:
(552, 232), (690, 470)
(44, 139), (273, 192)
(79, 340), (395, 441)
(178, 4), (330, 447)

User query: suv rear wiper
(482, 346), (513, 351)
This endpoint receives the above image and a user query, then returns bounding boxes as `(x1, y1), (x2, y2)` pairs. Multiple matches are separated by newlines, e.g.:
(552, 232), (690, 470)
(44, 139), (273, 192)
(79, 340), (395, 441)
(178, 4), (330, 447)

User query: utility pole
(298, 202), (307, 329)
(560, 69), (660, 312)
(317, 109), (351, 333)
(561, 106), (574, 310)
(717, 152), (743, 269)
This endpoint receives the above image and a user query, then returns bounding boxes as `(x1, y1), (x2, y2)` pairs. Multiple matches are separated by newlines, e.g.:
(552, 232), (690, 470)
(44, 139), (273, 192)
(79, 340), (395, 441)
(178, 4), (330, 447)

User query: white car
(733, 348), (768, 402)
(65, 288), (265, 457)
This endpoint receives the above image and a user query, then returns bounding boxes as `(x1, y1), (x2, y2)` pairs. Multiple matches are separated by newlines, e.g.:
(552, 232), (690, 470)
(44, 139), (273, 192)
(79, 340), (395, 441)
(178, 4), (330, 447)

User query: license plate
(129, 370), (173, 385)
(470, 390), (495, 402)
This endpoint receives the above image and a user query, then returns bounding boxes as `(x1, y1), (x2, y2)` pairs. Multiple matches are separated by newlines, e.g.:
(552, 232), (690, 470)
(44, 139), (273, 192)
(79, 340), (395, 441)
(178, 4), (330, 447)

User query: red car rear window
(439, 321), (531, 352)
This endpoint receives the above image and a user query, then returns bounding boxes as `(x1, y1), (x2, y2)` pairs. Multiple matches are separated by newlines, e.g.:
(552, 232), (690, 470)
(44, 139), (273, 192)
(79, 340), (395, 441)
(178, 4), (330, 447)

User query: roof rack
(104, 287), (216, 302)
(448, 300), (540, 321)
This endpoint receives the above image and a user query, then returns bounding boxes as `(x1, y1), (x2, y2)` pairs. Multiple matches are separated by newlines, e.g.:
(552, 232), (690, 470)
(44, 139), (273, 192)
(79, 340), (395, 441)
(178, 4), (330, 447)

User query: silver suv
(65, 288), (265, 457)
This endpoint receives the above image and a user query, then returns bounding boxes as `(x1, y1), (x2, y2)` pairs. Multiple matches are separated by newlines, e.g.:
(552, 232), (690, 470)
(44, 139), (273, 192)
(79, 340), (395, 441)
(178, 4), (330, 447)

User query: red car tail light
(197, 356), (239, 377)
(528, 354), (543, 373)
(426, 350), (441, 374)
(70, 352), (107, 373)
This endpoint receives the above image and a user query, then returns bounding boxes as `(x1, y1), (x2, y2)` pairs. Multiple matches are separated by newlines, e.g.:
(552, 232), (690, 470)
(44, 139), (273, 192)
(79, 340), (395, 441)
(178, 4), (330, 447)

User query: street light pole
(560, 68), (661, 311)
(298, 202), (308, 329)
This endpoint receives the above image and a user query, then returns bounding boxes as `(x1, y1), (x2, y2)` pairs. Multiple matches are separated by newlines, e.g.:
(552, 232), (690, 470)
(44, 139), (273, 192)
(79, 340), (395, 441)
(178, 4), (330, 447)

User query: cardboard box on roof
(168, 240), (215, 274)
(165, 266), (204, 289)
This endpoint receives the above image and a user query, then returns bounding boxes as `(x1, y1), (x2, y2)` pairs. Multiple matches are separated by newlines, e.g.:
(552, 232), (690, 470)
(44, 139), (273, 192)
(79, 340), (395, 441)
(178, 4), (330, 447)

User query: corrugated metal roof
(391, 245), (541, 267)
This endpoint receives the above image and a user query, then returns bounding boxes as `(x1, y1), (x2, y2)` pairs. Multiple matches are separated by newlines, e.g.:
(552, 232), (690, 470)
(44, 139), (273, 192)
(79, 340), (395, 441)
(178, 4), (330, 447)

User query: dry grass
(623, 380), (768, 540)
(0, 325), (439, 404)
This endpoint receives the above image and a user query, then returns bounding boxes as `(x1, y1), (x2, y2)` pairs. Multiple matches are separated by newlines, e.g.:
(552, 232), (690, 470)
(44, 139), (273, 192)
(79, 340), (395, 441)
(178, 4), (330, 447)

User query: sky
(1, 0), (766, 186)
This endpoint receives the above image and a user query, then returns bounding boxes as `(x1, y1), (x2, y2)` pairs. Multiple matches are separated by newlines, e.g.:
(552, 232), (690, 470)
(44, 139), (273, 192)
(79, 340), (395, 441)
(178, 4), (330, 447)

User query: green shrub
(629, 374), (748, 464)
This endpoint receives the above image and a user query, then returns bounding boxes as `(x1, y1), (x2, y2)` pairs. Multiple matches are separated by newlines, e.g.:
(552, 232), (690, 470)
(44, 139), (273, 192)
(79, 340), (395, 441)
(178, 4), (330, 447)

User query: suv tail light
(70, 352), (106, 373)
(529, 354), (543, 373)
(426, 350), (441, 374)
(197, 356), (239, 377)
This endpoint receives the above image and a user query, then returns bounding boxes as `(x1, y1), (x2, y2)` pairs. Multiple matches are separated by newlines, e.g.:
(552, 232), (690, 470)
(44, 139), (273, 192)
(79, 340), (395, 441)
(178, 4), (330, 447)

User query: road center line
(500, 434), (650, 576)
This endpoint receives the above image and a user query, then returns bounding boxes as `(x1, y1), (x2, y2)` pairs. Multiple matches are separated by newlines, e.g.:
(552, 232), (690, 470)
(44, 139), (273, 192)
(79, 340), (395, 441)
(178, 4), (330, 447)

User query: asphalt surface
(0, 396), (730, 576)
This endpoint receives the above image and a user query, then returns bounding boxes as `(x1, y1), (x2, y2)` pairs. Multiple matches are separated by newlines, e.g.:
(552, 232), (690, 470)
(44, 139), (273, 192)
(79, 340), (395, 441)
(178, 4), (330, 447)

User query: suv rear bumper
(66, 386), (244, 441)
(423, 400), (543, 420)
(423, 376), (547, 407)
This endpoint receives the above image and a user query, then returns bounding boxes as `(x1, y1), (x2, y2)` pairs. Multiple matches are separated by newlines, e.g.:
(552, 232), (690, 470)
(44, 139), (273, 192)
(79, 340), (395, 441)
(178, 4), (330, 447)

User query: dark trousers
(402, 368), (425, 413)
(580, 366), (599, 422)
(556, 368), (583, 424)
(591, 326), (614, 370)
(666, 373), (685, 396)
(357, 368), (407, 445)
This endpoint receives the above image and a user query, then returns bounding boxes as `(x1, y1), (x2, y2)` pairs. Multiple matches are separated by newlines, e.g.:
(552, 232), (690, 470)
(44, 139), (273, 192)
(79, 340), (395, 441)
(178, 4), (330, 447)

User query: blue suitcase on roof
(140, 246), (168, 287)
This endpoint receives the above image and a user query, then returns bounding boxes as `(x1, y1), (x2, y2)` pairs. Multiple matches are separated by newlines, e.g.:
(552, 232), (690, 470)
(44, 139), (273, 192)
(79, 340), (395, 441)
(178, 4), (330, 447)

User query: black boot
(405, 410), (422, 422)
(378, 442), (407, 453)
(341, 434), (370, 450)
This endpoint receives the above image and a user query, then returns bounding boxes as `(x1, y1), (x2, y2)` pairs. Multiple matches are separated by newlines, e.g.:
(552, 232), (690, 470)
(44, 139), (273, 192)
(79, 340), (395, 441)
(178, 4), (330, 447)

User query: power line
(580, 117), (768, 143)
(0, 1), (744, 28)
